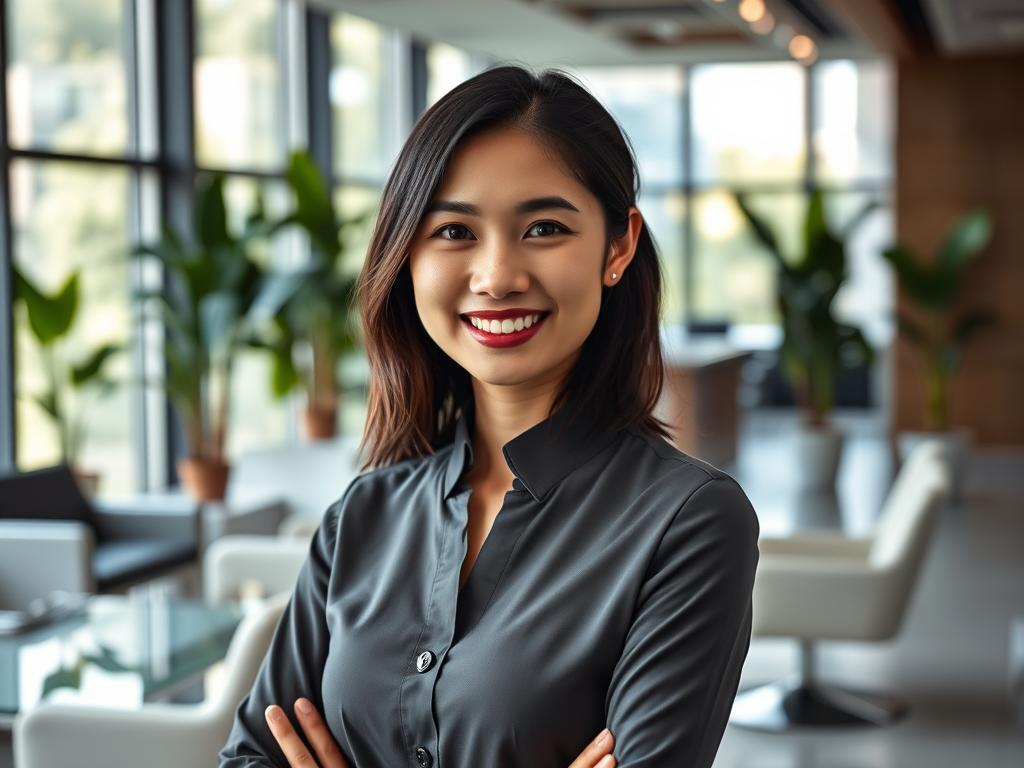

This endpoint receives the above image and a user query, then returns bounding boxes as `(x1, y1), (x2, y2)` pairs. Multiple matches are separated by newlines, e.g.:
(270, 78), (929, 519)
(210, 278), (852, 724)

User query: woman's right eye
(432, 223), (475, 241)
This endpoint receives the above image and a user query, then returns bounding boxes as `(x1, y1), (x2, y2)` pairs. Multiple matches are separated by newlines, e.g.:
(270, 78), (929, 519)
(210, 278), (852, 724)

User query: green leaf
(31, 390), (59, 421)
(71, 344), (122, 387)
(881, 245), (942, 308)
(12, 266), (79, 344)
(199, 291), (241, 353)
(271, 347), (300, 398)
(950, 309), (997, 347)
(286, 150), (339, 258)
(802, 189), (827, 262)
(195, 173), (232, 251)
(938, 208), (992, 275)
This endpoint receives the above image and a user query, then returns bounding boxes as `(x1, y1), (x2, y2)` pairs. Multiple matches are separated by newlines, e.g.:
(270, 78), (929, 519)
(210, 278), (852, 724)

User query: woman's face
(408, 126), (640, 393)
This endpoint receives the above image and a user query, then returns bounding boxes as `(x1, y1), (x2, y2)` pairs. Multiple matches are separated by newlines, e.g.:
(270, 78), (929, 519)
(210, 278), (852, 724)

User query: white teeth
(467, 313), (543, 335)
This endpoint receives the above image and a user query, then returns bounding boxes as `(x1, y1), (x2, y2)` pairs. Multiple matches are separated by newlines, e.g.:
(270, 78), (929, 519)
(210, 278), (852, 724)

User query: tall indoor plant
(256, 149), (373, 439)
(735, 189), (876, 489)
(133, 173), (268, 500)
(11, 266), (121, 496)
(882, 208), (996, 501)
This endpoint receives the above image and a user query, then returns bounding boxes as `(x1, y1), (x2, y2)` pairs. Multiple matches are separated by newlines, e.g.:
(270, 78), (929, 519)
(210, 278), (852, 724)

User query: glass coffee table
(0, 586), (245, 729)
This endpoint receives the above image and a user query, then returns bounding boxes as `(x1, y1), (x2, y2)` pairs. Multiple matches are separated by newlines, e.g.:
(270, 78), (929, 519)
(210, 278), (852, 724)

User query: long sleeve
(604, 475), (761, 767)
(217, 491), (344, 767)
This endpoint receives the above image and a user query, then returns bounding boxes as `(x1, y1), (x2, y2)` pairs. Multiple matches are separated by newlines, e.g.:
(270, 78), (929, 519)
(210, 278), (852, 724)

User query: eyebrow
(423, 196), (581, 216)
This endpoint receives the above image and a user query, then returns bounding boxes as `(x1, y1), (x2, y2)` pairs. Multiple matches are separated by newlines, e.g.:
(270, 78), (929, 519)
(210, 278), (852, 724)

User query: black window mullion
(305, 6), (333, 180)
(155, 0), (198, 487)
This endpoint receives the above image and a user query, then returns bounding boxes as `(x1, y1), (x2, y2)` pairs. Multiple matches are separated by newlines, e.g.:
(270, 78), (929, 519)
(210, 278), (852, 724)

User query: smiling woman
(219, 63), (759, 768)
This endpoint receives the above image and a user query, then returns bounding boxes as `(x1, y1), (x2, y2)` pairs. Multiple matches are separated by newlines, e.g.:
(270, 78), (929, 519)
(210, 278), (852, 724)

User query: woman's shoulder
(620, 425), (759, 541)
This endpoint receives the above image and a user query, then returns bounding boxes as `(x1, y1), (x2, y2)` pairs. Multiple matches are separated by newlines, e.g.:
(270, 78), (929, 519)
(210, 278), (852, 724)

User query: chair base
(730, 674), (908, 732)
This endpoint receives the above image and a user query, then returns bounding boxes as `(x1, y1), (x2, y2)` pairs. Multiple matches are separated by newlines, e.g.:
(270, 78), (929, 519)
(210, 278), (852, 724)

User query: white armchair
(730, 439), (952, 731)
(13, 588), (290, 768)
(203, 533), (312, 605)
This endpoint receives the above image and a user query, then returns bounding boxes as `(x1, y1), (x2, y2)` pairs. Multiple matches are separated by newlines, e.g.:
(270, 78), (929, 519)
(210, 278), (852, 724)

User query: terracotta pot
(303, 405), (338, 441)
(178, 457), (231, 501)
(71, 468), (100, 498)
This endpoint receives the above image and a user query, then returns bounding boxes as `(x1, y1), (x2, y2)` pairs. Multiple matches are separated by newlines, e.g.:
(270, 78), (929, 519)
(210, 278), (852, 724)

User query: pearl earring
(610, 272), (618, 280)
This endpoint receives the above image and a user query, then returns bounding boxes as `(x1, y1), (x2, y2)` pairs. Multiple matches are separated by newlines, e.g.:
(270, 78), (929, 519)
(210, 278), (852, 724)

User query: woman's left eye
(526, 221), (570, 238)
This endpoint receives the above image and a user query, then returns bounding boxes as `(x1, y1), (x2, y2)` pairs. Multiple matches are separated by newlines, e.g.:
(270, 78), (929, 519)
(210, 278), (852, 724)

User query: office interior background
(0, 0), (1021, 766)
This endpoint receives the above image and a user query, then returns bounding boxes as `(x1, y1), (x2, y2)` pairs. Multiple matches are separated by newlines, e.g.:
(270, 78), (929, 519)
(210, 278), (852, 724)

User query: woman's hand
(569, 726), (617, 768)
(265, 698), (616, 768)
(264, 699), (349, 768)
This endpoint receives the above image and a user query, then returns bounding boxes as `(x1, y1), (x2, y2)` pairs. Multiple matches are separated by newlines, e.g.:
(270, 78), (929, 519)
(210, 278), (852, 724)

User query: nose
(467, 238), (531, 298)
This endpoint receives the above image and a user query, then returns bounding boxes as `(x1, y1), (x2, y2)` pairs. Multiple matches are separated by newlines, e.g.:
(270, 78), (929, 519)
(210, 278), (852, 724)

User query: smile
(459, 311), (551, 348)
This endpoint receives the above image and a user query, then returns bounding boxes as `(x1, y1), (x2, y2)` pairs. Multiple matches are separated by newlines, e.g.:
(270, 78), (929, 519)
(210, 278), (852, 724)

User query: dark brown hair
(353, 63), (672, 472)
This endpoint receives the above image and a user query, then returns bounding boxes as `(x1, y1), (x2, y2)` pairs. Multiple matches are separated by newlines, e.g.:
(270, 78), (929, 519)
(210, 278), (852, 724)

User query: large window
(4, 0), (156, 494)
(571, 60), (893, 337)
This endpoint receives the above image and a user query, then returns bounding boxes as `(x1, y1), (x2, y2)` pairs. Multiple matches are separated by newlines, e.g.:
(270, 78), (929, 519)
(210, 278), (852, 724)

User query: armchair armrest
(752, 556), (889, 641)
(757, 533), (873, 559)
(0, 521), (95, 606)
(202, 534), (310, 605)
(14, 701), (228, 768)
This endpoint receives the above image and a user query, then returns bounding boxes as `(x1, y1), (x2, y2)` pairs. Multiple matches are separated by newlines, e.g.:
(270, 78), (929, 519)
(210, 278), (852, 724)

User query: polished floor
(2, 407), (1021, 767)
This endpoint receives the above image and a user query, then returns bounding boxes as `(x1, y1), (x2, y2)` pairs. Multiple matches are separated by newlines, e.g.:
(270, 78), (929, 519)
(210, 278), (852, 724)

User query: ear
(604, 206), (643, 287)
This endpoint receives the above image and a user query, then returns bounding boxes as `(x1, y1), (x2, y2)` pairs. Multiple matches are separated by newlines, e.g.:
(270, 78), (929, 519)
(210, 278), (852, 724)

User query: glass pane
(638, 192), (687, 325)
(194, 0), (283, 170)
(692, 190), (806, 324)
(691, 63), (805, 184)
(814, 60), (893, 183)
(825, 192), (894, 348)
(6, 0), (129, 155)
(219, 176), (296, 457)
(426, 42), (477, 108)
(572, 67), (685, 187)
(10, 160), (138, 496)
(334, 185), (381, 277)
(331, 13), (401, 180)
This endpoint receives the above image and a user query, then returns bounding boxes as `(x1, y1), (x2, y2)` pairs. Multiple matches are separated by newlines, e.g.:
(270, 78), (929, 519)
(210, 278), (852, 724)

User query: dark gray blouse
(218, 397), (760, 768)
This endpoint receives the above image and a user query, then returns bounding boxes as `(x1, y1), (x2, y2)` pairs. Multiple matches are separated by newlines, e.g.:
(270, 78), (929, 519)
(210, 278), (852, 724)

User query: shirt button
(415, 650), (435, 672)
(415, 746), (433, 767)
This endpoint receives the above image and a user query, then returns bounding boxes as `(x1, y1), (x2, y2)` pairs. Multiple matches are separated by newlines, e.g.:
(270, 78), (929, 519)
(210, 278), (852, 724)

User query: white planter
(791, 422), (844, 491)
(897, 427), (972, 506)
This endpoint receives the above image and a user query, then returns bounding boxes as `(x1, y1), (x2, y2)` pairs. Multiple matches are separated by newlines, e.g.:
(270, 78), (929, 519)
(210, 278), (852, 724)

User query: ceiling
(313, 0), (1024, 65)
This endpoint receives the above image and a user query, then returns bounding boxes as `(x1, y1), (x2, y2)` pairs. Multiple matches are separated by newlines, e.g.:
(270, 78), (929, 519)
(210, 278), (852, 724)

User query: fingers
(292, 698), (349, 768)
(567, 727), (616, 768)
(264, 704), (321, 768)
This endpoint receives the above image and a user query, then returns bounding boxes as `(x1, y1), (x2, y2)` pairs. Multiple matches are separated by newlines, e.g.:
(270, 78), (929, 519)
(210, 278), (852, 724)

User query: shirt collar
(442, 396), (625, 503)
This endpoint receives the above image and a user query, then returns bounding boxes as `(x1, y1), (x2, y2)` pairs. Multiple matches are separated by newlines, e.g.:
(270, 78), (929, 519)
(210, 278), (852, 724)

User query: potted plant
(11, 265), (121, 496)
(132, 173), (268, 501)
(881, 208), (996, 503)
(735, 190), (876, 489)
(254, 149), (373, 440)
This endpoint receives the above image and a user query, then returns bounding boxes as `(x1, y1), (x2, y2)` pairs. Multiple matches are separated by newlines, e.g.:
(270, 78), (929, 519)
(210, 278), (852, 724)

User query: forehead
(428, 127), (595, 213)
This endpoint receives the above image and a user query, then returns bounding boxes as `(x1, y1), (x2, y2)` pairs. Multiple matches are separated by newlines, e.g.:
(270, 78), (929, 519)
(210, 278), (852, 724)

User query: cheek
(410, 253), (460, 322)
(546, 260), (602, 326)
